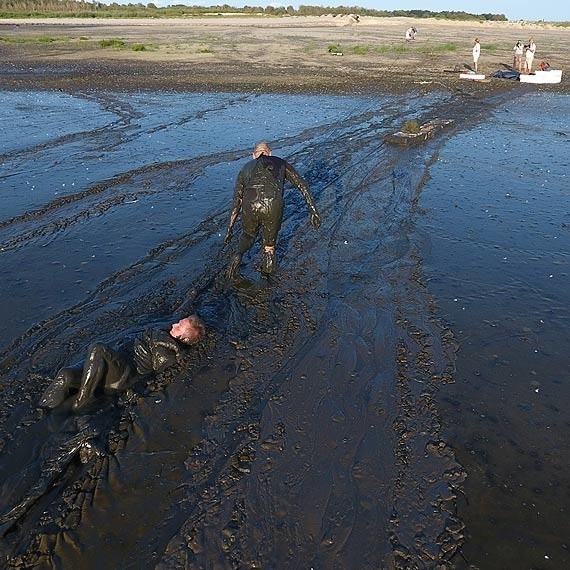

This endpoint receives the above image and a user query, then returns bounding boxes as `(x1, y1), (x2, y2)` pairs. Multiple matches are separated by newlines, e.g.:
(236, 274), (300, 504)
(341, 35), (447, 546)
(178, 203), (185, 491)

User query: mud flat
(1, 87), (473, 569)
(0, 13), (569, 570)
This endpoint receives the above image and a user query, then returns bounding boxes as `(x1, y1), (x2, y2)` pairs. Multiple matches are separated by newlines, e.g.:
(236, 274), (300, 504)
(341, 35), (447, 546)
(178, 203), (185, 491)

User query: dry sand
(1, 15), (568, 94)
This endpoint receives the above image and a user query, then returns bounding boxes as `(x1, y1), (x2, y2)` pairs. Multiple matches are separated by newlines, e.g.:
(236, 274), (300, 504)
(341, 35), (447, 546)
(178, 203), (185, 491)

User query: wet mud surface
(418, 93), (570, 570)
(0, 87), (505, 569)
(2, 77), (567, 569)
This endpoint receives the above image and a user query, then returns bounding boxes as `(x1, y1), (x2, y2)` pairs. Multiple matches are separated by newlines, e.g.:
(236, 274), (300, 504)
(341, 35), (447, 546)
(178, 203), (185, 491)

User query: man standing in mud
(224, 141), (321, 278)
(39, 315), (206, 412)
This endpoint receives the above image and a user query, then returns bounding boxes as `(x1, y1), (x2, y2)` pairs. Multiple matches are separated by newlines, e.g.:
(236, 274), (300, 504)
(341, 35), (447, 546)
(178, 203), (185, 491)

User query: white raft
(459, 73), (486, 80)
(520, 69), (562, 84)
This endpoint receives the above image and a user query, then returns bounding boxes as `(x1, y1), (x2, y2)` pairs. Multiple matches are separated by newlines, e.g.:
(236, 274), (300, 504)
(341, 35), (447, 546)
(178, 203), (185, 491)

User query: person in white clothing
(529, 38), (536, 55)
(525, 46), (535, 73)
(524, 38), (536, 74)
(513, 40), (523, 72)
(405, 27), (417, 41)
(472, 38), (481, 73)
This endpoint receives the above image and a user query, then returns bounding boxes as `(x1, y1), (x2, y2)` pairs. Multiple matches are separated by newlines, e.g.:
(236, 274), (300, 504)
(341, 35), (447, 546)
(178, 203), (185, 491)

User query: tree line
(0, 0), (508, 22)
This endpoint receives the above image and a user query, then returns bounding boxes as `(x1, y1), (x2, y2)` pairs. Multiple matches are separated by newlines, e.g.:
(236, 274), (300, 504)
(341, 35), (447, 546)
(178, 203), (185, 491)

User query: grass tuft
(401, 119), (421, 134)
(99, 38), (125, 48)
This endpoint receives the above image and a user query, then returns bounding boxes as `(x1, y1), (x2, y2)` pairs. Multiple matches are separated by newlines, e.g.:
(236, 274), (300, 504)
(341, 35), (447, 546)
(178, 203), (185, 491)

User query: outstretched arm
(285, 163), (321, 228)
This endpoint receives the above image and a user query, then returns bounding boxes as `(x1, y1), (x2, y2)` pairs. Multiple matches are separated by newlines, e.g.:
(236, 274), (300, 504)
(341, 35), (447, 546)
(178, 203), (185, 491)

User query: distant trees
(0, 0), (508, 22)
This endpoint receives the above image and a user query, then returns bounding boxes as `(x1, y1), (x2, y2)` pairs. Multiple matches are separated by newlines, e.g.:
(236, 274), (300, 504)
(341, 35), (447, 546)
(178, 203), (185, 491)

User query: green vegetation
(99, 38), (125, 48)
(0, 35), (66, 43)
(0, 0), (509, 22)
(375, 44), (408, 54)
(131, 43), (147, 51)
(329, 43), (452, 56)
(401, 119), (421, 134)
(349, 45), (370, 55)
(416, 42), (457, 53)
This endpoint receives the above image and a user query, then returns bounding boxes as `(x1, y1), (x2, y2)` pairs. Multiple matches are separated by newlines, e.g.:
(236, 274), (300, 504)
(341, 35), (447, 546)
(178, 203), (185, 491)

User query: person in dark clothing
(224, 141), (321, 278)
(39, 315), (206, 412)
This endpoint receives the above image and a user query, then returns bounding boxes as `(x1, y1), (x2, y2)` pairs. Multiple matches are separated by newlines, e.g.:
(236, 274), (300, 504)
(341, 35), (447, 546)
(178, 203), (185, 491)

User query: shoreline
(1, 16), (568, 95)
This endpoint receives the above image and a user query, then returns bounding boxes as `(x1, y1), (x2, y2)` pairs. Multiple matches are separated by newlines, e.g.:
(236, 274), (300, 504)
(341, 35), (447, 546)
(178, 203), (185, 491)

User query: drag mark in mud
(0, 90), (508, 568)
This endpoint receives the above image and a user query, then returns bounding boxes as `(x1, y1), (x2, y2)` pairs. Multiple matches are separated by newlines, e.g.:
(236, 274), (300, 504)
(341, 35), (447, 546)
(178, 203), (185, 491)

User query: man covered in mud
(224, 141), (321, 278)
(39, 315), (206, 412)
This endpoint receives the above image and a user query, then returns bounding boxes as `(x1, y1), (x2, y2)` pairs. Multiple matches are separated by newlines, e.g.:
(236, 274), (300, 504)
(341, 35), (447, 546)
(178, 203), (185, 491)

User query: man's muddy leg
(227, 232), (256, 280)
(72, 343), (128, 411)
(261, 244), (276, 275)
(260, 218), (280, 275)
(39, 367), (81, 408)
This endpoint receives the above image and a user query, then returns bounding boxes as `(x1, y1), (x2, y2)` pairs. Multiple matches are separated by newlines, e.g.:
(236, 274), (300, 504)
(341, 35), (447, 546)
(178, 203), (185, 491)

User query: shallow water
(1, 87), (561, 569)
(418, 92), (570, 569)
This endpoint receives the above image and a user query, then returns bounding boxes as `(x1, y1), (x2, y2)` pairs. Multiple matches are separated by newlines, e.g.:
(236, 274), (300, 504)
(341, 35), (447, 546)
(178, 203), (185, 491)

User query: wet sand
(0, 15), (569, 570)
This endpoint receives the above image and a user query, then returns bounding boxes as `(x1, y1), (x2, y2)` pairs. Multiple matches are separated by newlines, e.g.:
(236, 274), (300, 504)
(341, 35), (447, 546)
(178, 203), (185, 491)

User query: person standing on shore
(224, 141), (321, 279)
(529, 38), (536, 56)
(513, 40), (523, 72)
(472, 38), (481, 73)
(524, 39), (536, 74)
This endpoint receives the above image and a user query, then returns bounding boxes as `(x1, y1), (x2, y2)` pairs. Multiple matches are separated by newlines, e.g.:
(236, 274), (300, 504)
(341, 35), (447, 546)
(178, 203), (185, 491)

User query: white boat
(520, 69), (562, 84)
(459, 73), (486, 80)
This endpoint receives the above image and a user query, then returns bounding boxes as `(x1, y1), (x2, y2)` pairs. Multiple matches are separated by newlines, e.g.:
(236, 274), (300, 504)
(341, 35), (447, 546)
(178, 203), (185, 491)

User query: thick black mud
(0, 89), (508, 569)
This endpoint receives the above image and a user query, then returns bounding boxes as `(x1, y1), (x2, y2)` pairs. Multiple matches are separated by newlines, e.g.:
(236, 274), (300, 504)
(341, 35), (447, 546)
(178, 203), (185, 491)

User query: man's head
(170, 315), (206, 345)
(253, 142), (272, 159)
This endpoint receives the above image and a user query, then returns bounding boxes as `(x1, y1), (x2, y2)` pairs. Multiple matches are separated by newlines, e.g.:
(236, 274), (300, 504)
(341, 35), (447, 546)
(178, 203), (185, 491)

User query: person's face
(170, 318), (202, 343)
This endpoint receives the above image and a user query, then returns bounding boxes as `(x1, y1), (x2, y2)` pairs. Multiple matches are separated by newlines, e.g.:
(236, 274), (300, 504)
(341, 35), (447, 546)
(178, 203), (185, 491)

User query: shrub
(350, 45), (370, 55)
(99, 39), (125, 48)
(376, 44), (409, 54)
(402, 120), (421, 134)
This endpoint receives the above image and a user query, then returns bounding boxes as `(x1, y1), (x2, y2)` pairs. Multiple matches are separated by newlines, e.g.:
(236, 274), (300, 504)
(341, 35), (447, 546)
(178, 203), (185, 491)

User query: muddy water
(0, 88), (520, 568)
(418, 93), (570, 570)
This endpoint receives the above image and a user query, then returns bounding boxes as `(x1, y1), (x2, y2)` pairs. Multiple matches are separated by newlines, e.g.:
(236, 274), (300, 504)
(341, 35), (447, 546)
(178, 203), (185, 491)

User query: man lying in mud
(224, 141), (321, 278)
(39, 315), (206, 412)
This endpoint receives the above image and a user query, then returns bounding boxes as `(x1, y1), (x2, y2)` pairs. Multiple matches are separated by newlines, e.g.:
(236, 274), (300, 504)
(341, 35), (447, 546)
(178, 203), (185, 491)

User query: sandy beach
(1, 16), (568, 93)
